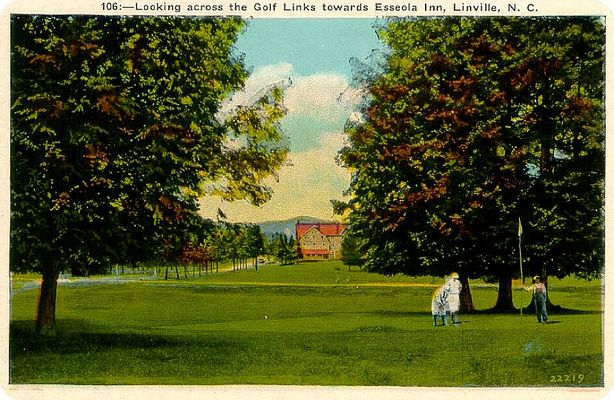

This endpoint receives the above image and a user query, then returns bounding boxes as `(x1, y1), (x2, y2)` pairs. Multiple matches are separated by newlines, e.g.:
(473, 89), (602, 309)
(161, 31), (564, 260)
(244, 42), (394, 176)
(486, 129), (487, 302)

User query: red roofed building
(296, 222), (347, 260)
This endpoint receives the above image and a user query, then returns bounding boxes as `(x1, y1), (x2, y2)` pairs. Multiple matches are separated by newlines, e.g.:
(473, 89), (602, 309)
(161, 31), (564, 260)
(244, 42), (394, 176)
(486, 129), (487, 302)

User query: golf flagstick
(518, 218), (523, 316)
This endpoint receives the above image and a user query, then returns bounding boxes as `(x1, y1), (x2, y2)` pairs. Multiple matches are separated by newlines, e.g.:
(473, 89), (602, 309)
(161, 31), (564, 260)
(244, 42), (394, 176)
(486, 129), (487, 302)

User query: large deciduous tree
(11, 15), (288, 334)
(339, 17), (604, 311)
(340, 230), (364, 270)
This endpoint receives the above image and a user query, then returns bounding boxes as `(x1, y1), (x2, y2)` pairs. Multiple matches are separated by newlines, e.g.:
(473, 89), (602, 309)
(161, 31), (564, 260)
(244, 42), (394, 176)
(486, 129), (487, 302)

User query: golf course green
(9, 261), (603, 386)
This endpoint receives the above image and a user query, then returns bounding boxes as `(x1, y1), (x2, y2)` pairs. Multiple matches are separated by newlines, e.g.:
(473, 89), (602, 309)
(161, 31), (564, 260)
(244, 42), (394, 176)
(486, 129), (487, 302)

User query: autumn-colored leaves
(339, 18), (604, 291)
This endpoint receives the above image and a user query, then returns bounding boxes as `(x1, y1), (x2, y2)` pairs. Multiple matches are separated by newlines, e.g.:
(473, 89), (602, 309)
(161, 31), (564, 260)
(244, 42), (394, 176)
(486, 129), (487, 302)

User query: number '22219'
(550, 374), (585, 383)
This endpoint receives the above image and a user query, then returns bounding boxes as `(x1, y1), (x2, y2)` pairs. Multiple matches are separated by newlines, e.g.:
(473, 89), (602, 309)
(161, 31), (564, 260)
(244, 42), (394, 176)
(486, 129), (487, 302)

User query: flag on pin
(518, 218), (523, 238)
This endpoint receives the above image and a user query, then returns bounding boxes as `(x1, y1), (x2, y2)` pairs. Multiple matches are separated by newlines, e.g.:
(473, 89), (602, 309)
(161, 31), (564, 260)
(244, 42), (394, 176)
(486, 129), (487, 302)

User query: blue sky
(201, 19), (384, 223)
(235, 19), (382, 79)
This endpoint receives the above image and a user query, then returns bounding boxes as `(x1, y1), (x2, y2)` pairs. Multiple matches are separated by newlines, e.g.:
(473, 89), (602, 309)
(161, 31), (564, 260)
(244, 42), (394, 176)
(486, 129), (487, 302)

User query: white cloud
(285, 74), (353, 119)
(221, 63), (361, 135)
(218, 63), (295, 118)
(201, 63), (359, 223)
(199, 132), (351, 223)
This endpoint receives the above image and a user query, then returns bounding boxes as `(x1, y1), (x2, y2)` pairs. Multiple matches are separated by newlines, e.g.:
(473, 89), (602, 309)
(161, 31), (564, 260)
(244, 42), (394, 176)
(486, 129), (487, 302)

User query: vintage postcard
(1, 0), (612, 399)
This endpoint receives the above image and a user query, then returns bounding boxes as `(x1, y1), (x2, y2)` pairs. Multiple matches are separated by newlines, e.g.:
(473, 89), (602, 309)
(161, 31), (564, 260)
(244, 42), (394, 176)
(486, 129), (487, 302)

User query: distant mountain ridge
(257, 216), (336, 239)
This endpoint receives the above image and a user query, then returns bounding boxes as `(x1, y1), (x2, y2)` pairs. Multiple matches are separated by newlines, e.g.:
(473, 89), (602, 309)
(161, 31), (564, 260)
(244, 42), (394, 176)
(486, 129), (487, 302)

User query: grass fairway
(9, 261), (603, 386)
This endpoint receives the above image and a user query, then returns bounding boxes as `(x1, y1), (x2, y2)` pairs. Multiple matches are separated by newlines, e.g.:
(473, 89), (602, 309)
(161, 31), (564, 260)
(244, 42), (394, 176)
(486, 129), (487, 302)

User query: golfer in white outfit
(431, 286), (448, 326)
(444, 272), (462, 325)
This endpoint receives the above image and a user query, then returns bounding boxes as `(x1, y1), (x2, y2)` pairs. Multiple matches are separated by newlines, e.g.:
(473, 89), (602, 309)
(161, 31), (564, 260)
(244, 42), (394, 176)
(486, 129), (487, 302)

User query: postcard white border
(0, 1), (612, 399)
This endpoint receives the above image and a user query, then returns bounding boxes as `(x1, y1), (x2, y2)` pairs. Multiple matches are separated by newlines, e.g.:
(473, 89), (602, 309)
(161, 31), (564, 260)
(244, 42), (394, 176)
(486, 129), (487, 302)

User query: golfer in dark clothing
(525, 275), (548, 323)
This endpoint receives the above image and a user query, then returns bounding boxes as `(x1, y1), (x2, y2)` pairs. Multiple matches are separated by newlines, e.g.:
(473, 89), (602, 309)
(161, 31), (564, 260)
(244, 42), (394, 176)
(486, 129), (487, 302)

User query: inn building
(295, 222), (347, 261)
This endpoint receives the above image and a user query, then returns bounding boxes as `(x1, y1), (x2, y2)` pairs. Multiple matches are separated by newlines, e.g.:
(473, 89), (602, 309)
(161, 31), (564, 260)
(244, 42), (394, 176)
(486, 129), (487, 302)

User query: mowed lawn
(9, 261), (603, 386)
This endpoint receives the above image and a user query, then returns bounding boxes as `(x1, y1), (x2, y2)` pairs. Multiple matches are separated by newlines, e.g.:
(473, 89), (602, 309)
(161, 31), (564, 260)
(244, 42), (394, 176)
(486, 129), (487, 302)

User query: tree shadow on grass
(10, 320), (182, 355)
(372, 307), (601, 318)
(468, 305), (602, 315)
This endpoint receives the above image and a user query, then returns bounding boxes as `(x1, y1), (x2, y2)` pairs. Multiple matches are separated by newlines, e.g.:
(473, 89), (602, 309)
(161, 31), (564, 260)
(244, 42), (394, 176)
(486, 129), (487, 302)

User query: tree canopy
(10, 15), (288, 333)
(338, 17), (604, 310)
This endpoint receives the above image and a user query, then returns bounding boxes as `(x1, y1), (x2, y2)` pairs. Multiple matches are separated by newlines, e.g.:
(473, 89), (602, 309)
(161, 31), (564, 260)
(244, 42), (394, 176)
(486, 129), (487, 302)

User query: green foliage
(340, 230), (364, 267)
(10, 15), (288, 330)
(268, 233), (299, 265)
(340, 17), (604, 292)
(11, 15), (288, 273)
(213, 222), (265, 264)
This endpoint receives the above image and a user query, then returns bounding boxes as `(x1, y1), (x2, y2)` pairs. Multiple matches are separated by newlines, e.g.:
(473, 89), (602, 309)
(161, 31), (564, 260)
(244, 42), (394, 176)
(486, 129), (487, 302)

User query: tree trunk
(35, 268), (60, 336)
(541, 268), (555, 306)
(493, 271), (516, 311)
(459, 275), (475, 312)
